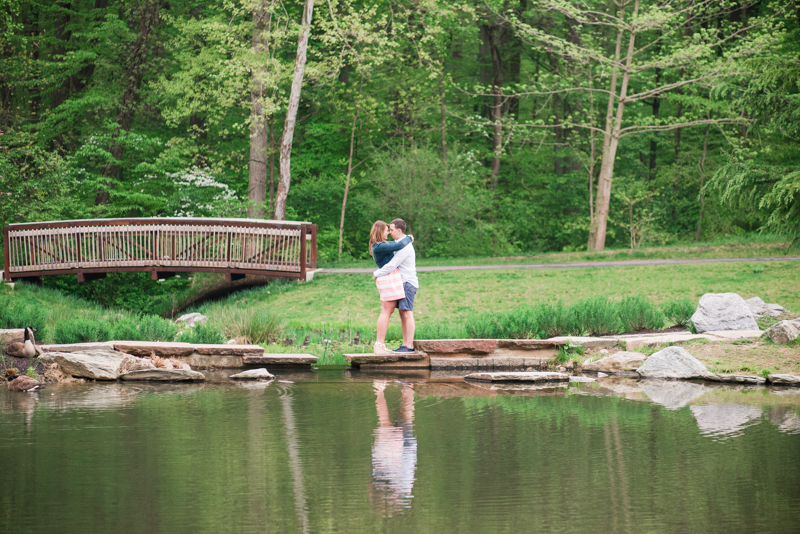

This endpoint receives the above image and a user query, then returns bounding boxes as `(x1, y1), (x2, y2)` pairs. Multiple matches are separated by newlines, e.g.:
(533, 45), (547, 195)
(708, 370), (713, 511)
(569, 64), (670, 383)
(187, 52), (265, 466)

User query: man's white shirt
(373, 241), (419, 288)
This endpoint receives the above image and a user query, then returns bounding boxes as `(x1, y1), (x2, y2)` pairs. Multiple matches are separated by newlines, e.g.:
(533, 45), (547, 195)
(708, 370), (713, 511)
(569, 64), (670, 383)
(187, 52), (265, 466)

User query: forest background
(1, 0), (799, 267)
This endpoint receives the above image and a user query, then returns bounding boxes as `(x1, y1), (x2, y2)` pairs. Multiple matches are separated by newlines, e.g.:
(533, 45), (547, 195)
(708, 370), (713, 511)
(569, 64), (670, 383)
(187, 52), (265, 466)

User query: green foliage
(661, 297), (696, 327)
(179, 322), (225, 345)
(219, 308), (284, 345)
(110, 315), (180, 342)
(618, 294), (666, 333)
(571, 296), (622, 337)
(534, 300), (574, 338)
(54, 318), (111, 344)
(0, 293), (48, 338)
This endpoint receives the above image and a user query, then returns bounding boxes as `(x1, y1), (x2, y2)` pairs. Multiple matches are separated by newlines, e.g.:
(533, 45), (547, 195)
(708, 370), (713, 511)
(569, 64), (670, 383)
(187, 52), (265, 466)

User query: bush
(415, 321), (465, 340)
(219, 308), (283, 345)
(180, 322), (225, 344)
(0, 294), (48, 339)
(618, 294), (665, 332)
(571, 296), (622, 336)
(464, 312), (507, 339)
(534, 300), (573, 338)
(110, 315), (179, 341)
(54, 318), (111, 344)
(661, 297), (695, 327)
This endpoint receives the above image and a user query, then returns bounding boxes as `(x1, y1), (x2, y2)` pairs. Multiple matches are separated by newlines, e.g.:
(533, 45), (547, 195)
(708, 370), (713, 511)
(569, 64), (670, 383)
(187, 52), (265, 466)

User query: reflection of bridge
(2, 218), (317, 283)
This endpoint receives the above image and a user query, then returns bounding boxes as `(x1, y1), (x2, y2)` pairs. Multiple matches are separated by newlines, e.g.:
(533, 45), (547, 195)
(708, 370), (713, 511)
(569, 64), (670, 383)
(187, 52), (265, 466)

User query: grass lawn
(194, 260), (800, 336)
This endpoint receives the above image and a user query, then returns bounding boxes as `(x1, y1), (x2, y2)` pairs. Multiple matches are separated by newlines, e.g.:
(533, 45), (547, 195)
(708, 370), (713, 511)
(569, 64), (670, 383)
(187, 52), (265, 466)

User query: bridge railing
(2, 218), (318, 282)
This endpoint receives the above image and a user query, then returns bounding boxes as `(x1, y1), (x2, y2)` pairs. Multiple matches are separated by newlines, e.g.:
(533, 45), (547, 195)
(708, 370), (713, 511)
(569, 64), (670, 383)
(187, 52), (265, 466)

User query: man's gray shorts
(397, 282), (417, 311)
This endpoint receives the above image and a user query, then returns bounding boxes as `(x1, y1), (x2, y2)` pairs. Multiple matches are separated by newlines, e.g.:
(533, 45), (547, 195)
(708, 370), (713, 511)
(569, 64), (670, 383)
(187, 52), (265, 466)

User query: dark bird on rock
(5, 327), (41, 358)
(6, 373), (44, 392)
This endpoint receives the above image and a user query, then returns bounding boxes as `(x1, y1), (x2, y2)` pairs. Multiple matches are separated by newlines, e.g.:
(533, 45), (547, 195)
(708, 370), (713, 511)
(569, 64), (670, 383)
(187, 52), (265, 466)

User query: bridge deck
(2, 217), (317, 282)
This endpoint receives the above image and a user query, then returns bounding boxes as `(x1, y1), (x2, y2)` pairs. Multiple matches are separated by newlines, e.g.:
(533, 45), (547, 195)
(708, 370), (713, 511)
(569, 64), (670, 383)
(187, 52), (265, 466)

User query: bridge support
(77, 272), (107, 283)
(151, 271), (177, 281)
(225, 272), (247, 282)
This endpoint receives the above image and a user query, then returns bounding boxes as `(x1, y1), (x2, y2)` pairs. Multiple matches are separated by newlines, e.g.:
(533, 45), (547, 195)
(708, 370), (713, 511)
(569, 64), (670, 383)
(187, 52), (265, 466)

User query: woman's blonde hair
(368, 221), (388, 257)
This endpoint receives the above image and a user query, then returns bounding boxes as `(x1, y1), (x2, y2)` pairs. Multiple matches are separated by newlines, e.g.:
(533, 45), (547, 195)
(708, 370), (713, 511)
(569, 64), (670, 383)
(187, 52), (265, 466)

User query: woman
(369, 221), (413, 354)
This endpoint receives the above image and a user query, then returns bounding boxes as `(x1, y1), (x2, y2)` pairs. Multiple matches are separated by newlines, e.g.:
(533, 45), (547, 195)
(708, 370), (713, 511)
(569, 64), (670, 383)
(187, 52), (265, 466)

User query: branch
(619, 118), (748, 137)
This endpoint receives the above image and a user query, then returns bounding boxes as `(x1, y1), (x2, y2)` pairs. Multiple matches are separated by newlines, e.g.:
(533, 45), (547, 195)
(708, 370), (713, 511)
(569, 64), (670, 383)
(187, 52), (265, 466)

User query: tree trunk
(338, 106), (359, 259)
(95, 0), (161, 206)
(588, 10), (624, 250)
(591, 0), (638, 251)
(269, 115), (275, 214)
(275, 0), (314, 220)
(489, 31), (503, 189)
(439, 73), (447, 164)
(695, 124), (710, 241)
(248, 2), (270, 218)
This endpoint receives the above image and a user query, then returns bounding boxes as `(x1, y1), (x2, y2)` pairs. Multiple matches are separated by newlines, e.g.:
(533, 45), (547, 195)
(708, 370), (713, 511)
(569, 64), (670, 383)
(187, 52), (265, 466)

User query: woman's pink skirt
(376, 269), (405, 301)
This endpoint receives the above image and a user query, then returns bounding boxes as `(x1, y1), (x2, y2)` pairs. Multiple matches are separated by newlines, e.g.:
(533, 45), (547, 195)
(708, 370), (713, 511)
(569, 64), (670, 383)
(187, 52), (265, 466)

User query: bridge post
(2, 225), (10, 282)
(300, 224), (308, 282)
(310, 224), (317, 269)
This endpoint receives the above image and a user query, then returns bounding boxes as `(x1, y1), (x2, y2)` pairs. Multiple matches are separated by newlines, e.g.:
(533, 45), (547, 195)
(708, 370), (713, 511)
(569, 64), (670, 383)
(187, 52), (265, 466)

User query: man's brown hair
(389, 218), (406, 232)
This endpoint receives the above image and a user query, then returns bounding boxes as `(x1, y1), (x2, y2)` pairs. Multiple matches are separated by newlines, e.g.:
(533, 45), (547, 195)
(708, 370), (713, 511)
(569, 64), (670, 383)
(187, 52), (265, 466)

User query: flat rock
(344, 352), (427, 364)
(40, 342), (116, 353)
(118, 356), (156, 374)
(113, 341), (195, 358)
(764, 320), (800, 345)
(53, 350), (132, 381)
(193, 344), (264, 356)
(636, 346), (714, 379)
(229, 368), (275, 380)
(547, 336), (618, 349)
(119, 368), (205, 381)
(639, 379), (707, 410)
(583, 351), (647, 373)
(618, 333), (707, 350)
(708, 374), (767, 385)
(175, 313), (208, 327)
(569, 376), (597, 383)
(414, 339), (497, 354)
(768, 374), (800, 386)
(691, 293), (759, 333)
(0, 328), (24, 346)
(463, 371), (569, 383)
(767, 303), (790, 315)
(243, 354), (318, 365)
(495, 339), (565, 350)
(703, 330), (764, 340)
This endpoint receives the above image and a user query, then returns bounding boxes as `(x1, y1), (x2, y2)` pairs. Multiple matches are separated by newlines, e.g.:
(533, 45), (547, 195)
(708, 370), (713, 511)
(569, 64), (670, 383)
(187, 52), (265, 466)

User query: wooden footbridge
(2, 218), (317, 283)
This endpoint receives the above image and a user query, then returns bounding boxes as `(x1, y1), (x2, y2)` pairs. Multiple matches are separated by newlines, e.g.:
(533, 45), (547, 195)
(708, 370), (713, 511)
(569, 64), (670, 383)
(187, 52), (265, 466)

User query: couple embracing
(369, 219), (418, 355)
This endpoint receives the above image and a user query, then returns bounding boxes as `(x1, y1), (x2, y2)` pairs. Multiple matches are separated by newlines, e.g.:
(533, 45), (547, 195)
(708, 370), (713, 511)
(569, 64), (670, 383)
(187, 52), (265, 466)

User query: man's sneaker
(373, 342), (393, 355)
(393, 345), (415, 353)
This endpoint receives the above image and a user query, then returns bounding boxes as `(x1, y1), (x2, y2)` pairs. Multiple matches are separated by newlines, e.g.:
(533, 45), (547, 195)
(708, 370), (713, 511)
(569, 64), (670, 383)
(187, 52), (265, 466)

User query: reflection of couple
(369, 218), (418, 355)
(370, 380), (417, 517)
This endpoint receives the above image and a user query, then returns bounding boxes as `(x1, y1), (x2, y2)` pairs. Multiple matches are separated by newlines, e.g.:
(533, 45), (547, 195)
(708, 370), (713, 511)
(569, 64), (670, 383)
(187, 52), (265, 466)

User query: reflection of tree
(370, 380), (417, 518)
(604, 419), (631, 534)
(280, 387), (309, 534)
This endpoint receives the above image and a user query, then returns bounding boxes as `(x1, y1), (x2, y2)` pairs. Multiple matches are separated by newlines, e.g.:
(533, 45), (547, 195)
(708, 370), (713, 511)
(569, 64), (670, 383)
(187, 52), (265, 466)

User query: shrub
(180, 322), (225, 344)
(464, 312), (507, 339)
(571, 296), (622, 336)
(415, 321), (465, 340)
(618, 294), (665, 332)
(54, 318), (111, 344)
(661, 297), (695, 327)
(110, 315), (179, 341)
(219, 307), (284, 345)
(533, 300), (573, 338)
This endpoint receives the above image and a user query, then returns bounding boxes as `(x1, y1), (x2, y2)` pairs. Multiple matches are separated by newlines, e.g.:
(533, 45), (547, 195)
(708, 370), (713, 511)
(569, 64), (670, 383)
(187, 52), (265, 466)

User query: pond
(1, 370), (799, 533)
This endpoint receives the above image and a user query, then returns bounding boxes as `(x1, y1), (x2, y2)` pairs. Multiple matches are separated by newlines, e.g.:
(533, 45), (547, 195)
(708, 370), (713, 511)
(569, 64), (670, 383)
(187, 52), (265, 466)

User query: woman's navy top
(371, 236), (412, 268)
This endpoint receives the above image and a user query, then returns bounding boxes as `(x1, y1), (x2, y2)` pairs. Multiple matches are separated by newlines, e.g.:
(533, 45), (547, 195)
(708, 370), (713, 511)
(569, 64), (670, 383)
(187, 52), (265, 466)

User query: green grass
(319, 234), (794, 269)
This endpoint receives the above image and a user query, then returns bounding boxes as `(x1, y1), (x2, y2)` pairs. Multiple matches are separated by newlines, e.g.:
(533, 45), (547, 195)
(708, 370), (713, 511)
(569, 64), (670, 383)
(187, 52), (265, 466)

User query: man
(372, 218), (418, 353)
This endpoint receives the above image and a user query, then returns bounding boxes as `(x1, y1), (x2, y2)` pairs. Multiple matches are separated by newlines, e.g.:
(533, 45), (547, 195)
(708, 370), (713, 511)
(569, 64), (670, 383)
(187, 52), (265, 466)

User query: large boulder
(582, 351), (647, 373)
(119, 368), (205, 381)
(636, 346), (714, 379)
(52, 350), (132, 380)
(691, 293), (759, 333)
(764, 320), (800, 345)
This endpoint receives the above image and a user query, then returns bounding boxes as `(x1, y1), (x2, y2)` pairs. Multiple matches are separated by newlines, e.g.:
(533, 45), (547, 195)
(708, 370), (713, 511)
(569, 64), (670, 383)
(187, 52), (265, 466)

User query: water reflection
(768, 406), (800, 435)
(279, 385), (310, 534)
(638, 380), (707, 410)
(690, 404), (763, 440)
(370, 380), (417, 517)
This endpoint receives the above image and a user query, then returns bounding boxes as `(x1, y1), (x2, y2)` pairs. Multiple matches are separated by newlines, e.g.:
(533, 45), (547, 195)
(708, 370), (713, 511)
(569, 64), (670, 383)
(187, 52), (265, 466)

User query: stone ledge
(430, 356), (551, 370)
(414, 339), (497, 354)
(243, 354), (318, 366)
(41, 342), (116, 353)
(113, 341), (195, 357)
(464, 371), (569, 383)
(344, 352), (427, 365)
(193, 344), (264, 356)
(119, 368), (206, 382)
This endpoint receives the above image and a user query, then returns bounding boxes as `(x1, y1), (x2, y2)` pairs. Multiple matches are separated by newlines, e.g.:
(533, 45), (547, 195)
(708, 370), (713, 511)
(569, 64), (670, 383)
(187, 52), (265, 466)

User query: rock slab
(583, 351), (647, 373)
(0, 329), (24, 347)
(176, 313), (208, 327)
(119, 368), (206, 381)
(764, 320), (800, 345)
(691, 293), (759, 333)
(53, 350), (132, 380)
(243, 354), (318, 365)
(768, 374), (800, 386)
(113, 341), (195, 358)
(709, 374), (767, 385)
(344, 352), (427, 364)
(229, 368), (275, 380)
(464, 371), (569, 383)
(745, 297), (789, 318)
(569, 376), (597, 383)
(414, 339), (497, 354)
(636, 346), (714, 379)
